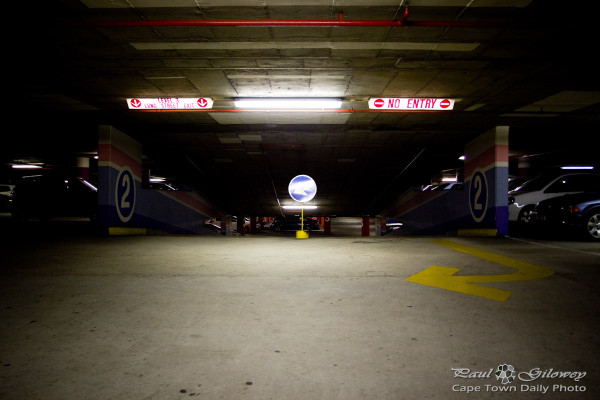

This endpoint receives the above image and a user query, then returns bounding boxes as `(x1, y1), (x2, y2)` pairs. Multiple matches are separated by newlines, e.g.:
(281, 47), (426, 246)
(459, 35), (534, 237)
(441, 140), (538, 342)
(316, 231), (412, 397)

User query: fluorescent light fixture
(218, 137), (242, 144)
(465, 103), (486, 112)
(12, 164), (42, 169)
(282, 205), (318, 210)
(238, 134), (262, 142)
(561, 166), (594, 170)
(458, 155), (466, 161)
(235, 98), (341, 110)
(501, 113), (559, 118)
(82, 179), (98, 191)
(149, 177), (166, 182)
(132, 42), (480, 52)
(441, 177), (458, 182)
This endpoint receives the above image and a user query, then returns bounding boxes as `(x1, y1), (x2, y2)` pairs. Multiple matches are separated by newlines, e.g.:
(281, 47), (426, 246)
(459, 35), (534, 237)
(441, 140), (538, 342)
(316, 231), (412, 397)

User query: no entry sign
(368, 98), (455, 111)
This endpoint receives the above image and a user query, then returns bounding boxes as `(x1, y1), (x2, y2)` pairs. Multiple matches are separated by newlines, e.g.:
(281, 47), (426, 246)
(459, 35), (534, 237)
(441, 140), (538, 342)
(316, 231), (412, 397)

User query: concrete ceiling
(4, 0), (600, 217)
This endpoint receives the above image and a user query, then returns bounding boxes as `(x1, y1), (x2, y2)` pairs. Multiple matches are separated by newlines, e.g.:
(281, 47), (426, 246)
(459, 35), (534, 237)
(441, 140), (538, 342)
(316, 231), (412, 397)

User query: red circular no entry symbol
(374, 98), (385, 108)
(440, 99), (451, 109)
(130, 99), (141, 108)
(197, 98), (208, 108)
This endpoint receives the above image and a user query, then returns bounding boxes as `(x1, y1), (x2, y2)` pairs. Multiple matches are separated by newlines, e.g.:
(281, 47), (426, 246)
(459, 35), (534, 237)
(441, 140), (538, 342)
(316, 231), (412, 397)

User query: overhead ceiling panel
(515, 91), (600, 113)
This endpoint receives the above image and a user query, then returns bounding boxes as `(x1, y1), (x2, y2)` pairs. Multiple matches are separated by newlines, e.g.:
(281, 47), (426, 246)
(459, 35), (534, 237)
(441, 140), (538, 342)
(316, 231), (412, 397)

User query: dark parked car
(270, 216), (320, 232)
(508, 172), (600, 224)
(0, 184), (15, 212)
(11, 174), (98, 222)
(531, 192), (600, 241)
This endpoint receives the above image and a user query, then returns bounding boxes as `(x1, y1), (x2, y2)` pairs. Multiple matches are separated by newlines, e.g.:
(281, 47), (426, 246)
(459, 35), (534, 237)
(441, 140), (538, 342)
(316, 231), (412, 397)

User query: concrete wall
(97, 125), (221, 235)
(383, 126), (509, 236)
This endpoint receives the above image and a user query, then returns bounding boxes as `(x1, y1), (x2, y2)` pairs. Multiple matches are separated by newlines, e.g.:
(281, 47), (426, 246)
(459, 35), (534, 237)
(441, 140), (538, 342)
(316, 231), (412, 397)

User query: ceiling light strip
(235, 98), (341, 110)
(131, 42), (479, 52)
(128, 109), (450, 114)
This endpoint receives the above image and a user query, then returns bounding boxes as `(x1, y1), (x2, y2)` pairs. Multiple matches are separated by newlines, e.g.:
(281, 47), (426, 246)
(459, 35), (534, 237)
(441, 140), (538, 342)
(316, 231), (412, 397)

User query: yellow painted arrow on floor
(406, 239), (554, 301)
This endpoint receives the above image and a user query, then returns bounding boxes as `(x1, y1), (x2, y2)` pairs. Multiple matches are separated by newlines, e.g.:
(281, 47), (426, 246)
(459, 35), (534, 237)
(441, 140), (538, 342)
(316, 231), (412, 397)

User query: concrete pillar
(323, 217), (332, 236)
(249, 216), (257, 234)
(376, 217), (386, 236)
(98, 125), (220, 235)
(76, 157), (90, 180)
(221, 216), (231, 236)
(237, 217), (246, 236)
(517, 158), (531, 177)
(98, 125), (143, 235)
(464, 126), (509, 236)
(361, 216), (370, 237)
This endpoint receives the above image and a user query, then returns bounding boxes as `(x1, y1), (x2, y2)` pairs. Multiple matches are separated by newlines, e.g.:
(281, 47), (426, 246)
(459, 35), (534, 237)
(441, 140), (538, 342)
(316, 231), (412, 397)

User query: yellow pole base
(296, 230), (309, 239)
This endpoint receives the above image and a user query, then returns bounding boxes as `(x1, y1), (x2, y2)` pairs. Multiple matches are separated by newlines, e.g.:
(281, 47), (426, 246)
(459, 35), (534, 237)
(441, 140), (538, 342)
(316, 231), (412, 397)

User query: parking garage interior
(1, 1), (599, 399)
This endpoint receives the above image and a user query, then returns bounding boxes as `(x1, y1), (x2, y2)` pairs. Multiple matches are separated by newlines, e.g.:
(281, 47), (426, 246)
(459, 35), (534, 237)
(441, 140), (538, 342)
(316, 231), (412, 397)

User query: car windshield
(508, 177), (532, 191)
(511, 175), (556, 192)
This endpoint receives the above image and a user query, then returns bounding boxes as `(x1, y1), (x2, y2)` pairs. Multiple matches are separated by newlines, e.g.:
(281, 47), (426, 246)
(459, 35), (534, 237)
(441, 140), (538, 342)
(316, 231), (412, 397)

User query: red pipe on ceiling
(89, 19), (407, 27)
(79, 8), (509, 29)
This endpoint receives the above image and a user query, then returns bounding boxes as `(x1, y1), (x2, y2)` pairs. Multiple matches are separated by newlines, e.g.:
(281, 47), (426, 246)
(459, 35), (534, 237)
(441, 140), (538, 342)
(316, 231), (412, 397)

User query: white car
(508, 173), (600, 224)
(0, 184), (14, 196)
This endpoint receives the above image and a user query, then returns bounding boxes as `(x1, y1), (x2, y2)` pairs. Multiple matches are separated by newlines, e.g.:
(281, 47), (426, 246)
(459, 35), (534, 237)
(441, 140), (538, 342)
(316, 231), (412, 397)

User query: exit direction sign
(368, 98), (455, 111)
(127, 97), (213, 110)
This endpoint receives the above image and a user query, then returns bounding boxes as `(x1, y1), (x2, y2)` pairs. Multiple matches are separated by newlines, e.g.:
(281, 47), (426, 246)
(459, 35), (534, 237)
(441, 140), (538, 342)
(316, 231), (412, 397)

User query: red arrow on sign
(374, 98), (385, 108)
(440, 99), (451, 109)
(130, 99), (141, 108)
(197, 98), (208, 108)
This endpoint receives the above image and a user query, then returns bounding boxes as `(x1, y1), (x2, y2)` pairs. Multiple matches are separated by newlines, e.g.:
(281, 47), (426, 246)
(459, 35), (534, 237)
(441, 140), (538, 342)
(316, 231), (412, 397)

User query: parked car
(11, 174), (98, 222)
(531, 192), (600, 241)
(0, 184), (15, 212)
(508, 176), (533, 191)
(270, 215), (320, 232)
(508, 172), (600, 224)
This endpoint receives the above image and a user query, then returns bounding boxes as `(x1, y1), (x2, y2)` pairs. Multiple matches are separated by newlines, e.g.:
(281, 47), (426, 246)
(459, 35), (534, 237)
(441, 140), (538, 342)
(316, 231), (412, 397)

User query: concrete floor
(1, 219), (599, 399)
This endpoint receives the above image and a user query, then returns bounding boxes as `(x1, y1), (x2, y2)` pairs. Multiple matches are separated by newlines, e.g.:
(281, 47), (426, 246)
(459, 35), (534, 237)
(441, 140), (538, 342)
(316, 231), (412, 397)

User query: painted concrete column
(98, 125), (143, 235)
(323, 217), (332, 235)
(377, 217), (386, 236)
(76, 157), (90, 180)
(361, 216), (370, 236)
(221, 216), (231, 235)
(98, 125), (220, 235)
(249, 216), (257, 234)
(517, 158), (531, 177)
(237, 217), (246, 236)
(464, 126), (509, 236)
